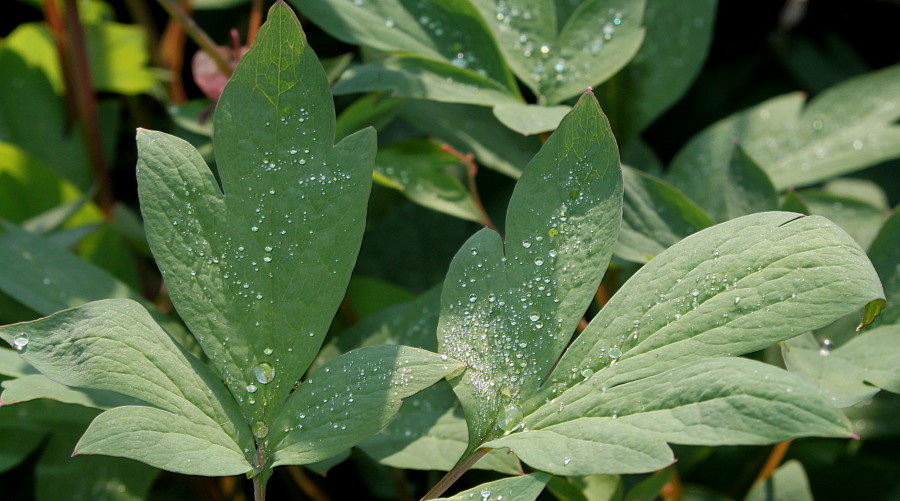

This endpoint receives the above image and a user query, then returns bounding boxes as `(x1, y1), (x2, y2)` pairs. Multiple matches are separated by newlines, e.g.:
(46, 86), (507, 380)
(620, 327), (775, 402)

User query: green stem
(156, 0), (233, 77)
(253, 474), (265, 501)
(420, 448), (491, 500)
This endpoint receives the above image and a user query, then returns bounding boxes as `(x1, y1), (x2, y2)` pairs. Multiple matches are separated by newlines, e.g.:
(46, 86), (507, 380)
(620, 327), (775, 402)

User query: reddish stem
(441, 144), (497, 231)
(755, 440), (793, 483)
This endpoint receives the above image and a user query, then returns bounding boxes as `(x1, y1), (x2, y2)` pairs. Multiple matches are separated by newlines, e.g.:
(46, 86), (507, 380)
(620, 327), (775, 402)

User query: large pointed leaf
(469, 0), (647, 104)
(438, 91), (623, 451)
(0, 299), (254, 475)
(137, 2), (376, 427)
(669, 64), (900, 190)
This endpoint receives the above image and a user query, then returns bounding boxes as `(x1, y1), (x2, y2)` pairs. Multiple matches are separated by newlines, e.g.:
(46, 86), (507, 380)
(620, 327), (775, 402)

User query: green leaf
(334, 56), (519, 107)
(868, 209), (900, 325)
(469, 0), (647, 103)
(599, 0), (717, 142)
(669, 144), (778, 223)
(625, 468), (673, 501)
(137, 1), (376, 427)
(744, 460), (813, 501)
(434, 472), (550, 501)
(783, 324), (900, 407)
(438, 92), (623, 451)
(1, 373), (138, 409)
(401, 100), (539, 178)
(0, 142), (91, 223)
(290, 0), (517, 91)
(268, 345), (464, 467)
(669, 64), (900, 190)
(0, 299), (254, 475)
(374, 140), (482, 222)
(615, 166), (714, 264)
(492, 102), (571, 135)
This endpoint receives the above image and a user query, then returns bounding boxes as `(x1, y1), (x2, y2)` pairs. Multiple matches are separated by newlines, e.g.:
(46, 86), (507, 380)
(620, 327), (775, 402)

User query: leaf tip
(857, 298), (886, 331)
(71, 448), (80, 458)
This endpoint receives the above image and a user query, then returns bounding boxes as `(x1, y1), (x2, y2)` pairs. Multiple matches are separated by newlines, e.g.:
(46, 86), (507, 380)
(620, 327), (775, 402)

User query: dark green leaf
(434, 472), (550, 501)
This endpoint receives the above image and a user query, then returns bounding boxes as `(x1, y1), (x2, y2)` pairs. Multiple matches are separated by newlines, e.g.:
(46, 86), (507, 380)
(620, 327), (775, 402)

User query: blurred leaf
(374, 140), (481, 222)
(669, 144), (778, 223)
(773, 31), (870, 94)
(290, 0), (517, 91)
(625, 468), (673, 501)
(401, 100), (538, 178)
(669, 64), (900, 190)
(795, 190), (888, 249)
(744, 460), (812, 501)
(335, 93), (404, 141)
(868, 210), (900, 326)
(615, 166), (714, 264)
(600, 0), (717, 142)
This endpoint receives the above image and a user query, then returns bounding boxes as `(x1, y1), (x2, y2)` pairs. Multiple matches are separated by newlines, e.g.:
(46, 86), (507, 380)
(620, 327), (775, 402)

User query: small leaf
(669, 64), (900, 190)
(374, 140), (482, 223)
(784, 324), (900, 407)
(492, 102), (571, 136)
(434, 472), (550, 501)
(269, 345), (463, 467)
(469, 0), (647, 103)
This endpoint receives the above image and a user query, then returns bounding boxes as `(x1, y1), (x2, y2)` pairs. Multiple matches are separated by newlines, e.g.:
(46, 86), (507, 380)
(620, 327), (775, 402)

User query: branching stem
(441, 144), (497, 231)
(420, 448), (491, 500)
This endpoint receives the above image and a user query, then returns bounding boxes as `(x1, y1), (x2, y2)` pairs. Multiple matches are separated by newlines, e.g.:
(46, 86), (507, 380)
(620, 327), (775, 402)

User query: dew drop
(263, 347), (273, 356)
(254, 362), (276, 384)
(251, 226), (259, 232)
(252, 421), (269, 439)
(608, 347), (622, 359)
(13, 333), (29, 350)
(246, 383), (258, 393)
(522, 240), (532, 249)
(497, 403), (524, 432)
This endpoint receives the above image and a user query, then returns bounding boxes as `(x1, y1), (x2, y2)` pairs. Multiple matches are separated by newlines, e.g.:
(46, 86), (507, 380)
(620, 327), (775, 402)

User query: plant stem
(755, 440), (792, 483)
(158, 0), (190, 104)
(252, 475), (266, 501)
(441, 144), (497, 231)
(58, 0), (116, 220)
(156, 0), (233, 78)
(420, 448), (491, 500)
(247, 0), (265, 45)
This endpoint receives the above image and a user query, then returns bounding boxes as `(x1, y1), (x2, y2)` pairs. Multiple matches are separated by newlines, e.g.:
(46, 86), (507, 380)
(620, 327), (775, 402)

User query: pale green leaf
(290, 0), (517, 90)
(599, 0), (717, 142)
(333, 56), (519, 107)
(492, 102), (571, 135)
(744, 460), (812, 501)
(783, 324), (900, 407)
(669, 64), (900, 190)
(0, 299), (254, 475)
(469, 0), (647, 103)
(438, 92), (623, 451)
(552, 213), (884, 393)
(137, 1), (376, 426)
(1, 373), (138, 410)
(269, 345), (464, 467)
(0, 223), (196, 353)
(615, 166), (714, 264)
(435, 472), (550, 500)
